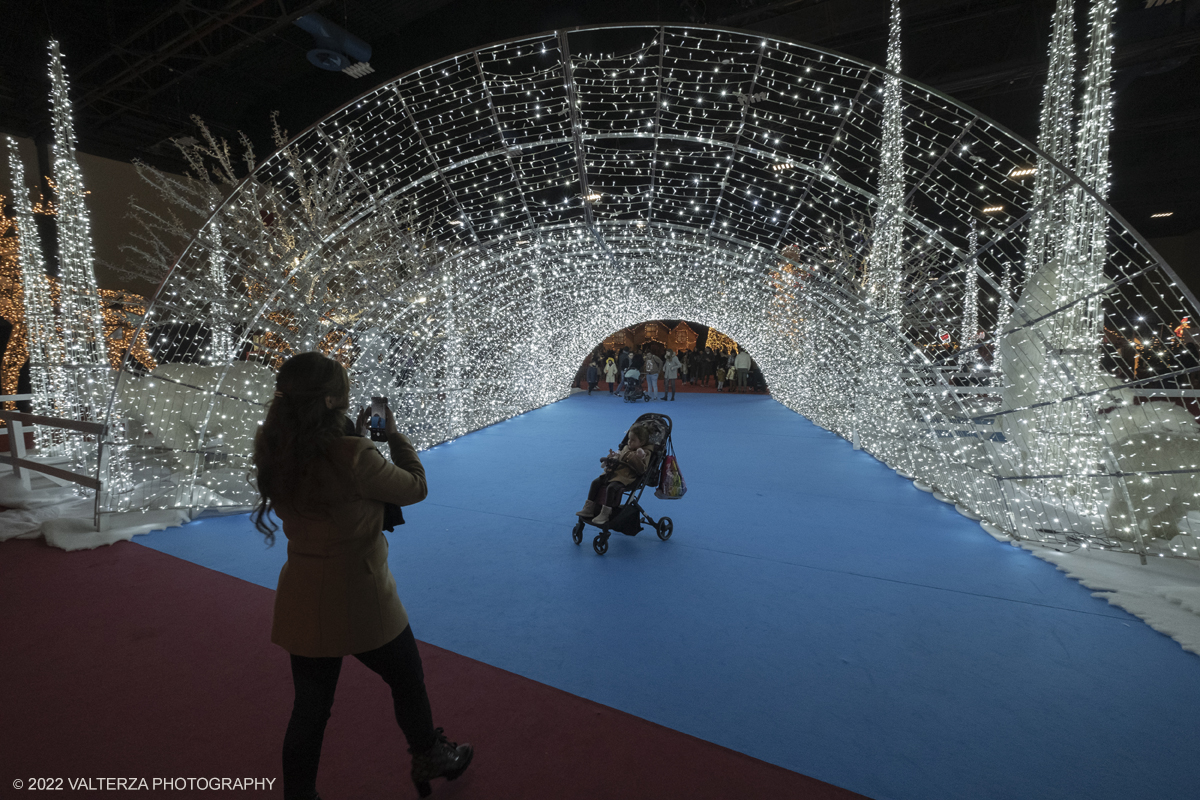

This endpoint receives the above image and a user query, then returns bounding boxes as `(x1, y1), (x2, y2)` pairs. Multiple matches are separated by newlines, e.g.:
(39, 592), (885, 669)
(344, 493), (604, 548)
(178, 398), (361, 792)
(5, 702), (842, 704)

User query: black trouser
(588, 475), (625, 507)
(283, 625), (436, 800)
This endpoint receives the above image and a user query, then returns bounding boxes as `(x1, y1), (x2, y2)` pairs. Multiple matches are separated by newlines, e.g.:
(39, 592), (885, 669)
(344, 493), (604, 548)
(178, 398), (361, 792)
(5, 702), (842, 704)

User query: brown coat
(271, 432), (427, 657)
(605, 445), (648, 487)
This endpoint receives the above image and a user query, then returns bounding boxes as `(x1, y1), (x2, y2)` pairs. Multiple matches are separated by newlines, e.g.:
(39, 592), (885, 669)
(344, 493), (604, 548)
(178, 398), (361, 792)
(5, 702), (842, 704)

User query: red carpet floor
(1, 538), (864, 799)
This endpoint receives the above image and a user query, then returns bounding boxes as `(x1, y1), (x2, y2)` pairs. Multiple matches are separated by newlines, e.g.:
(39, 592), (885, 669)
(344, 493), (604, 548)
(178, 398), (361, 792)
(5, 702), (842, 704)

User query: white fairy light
(959, 222), (978, 366)
(6, 137), (67, 449)
(205, 222), (236, 364)
(27, 21), (1188, 558)
(47, 41), (109, 426)
(992, 262), (1012, 381)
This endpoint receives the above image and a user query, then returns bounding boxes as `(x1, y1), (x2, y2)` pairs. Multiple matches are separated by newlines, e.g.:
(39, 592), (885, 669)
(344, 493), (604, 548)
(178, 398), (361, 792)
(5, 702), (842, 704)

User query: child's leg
(579, 475), (607, 516)
(589, 475), (611, 503)
(592, 481), (624, 525)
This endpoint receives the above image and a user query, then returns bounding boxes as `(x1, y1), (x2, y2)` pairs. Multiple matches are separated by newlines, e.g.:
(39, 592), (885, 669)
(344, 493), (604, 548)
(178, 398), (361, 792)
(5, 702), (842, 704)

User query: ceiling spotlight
(294, 13), (372, 73)
(1150, 212), (1174, 219)
(342, 62), (375, 79)
(982, 205), (1004, 214)
(1008, 166), (1036, 178)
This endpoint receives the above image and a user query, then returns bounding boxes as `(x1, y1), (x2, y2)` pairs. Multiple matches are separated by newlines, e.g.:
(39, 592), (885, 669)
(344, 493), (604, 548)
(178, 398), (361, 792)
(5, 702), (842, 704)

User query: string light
(6, 139), (66, 450)
(0, 197), (25, 405)
(704, 329), (739, 354)
(959, 222), (979, 366)
(47, 42), (110, 427)
(0, 20), (1189, 555)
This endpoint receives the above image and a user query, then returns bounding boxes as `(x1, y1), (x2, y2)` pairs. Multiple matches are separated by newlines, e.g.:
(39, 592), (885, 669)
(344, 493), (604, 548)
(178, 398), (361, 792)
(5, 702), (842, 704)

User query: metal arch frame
(103, 22), (1190, 547)
(123, 21), (1192, 328)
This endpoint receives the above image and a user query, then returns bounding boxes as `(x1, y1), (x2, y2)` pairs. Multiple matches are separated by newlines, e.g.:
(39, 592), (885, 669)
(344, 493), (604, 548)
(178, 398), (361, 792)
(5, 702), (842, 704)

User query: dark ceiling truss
(74, 0), (334, 130)
(937, 26), (1200, 101)
(1, 0), (1194, 235)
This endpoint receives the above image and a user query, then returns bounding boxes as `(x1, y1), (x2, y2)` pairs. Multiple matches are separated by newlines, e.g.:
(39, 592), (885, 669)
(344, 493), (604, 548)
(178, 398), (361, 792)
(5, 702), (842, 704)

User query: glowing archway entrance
(575, 320), (764, 394)
(109, 24), (1200, 560)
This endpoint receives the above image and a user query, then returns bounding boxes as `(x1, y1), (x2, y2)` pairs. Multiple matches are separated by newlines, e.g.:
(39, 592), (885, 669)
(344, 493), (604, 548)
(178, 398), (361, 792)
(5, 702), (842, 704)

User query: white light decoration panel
(103, 24), (1200, 560)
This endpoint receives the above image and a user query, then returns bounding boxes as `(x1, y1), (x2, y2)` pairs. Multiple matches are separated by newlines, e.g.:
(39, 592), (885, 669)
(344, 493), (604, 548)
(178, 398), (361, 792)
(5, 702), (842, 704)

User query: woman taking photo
(252, 352), (472, 800)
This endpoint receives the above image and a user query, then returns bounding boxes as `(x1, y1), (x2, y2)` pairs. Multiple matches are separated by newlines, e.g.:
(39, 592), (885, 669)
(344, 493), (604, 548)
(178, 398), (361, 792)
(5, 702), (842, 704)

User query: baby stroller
(572, 413), (675, 555)
(622, 370), (652, 403)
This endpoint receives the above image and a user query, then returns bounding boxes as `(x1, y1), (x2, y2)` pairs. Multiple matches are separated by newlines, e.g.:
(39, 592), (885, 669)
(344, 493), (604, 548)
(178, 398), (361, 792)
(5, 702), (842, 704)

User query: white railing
(0, 394), (107, 528)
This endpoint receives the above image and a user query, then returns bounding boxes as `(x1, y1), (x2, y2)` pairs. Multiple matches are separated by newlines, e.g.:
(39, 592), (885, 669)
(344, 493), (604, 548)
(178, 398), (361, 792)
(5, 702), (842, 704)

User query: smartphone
(369, 396), (389, 441)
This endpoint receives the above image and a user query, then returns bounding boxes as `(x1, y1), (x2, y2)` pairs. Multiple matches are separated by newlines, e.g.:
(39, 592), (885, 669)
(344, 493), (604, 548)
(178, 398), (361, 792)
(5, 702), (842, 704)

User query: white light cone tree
(47, 42), (109, 421)
(6, 137), (66, 450)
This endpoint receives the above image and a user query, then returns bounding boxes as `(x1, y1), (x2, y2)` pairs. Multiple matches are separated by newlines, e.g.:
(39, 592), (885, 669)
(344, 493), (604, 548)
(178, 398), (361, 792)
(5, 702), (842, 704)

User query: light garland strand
(38, 23), (1194, 558)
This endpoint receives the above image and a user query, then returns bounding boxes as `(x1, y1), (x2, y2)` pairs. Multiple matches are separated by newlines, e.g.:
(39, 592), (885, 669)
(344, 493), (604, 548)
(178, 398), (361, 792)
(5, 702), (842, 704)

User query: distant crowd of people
(579, 344), (767, 398)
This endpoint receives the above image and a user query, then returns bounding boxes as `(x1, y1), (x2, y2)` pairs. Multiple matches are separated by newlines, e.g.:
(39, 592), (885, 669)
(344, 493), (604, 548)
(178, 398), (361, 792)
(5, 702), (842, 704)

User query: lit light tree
(854, 0), (909, 456)
(0, 197), (21, 403)
(1000, 0), (1126, 536)
(6, 137), (67, 449)
(1020, 0), (1076, 294)
(959, 222), (979, 367)
(46, 41), (109, 420)
(867, 0), (906, 316)
(992, 262), (1012, 381)
(204, 222), (236, 363)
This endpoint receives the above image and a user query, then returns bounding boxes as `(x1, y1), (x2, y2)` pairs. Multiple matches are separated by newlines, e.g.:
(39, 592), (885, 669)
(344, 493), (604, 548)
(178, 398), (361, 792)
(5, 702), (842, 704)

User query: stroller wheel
(643, 394), (651, 402)
(656, 517), (673, 541)
(592, 535), (609, 555)
(572, 519), (584, 545)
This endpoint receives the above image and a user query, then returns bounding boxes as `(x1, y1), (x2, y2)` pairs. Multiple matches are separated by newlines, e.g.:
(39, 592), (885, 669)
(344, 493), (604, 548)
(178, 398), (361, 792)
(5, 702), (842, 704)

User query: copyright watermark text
(12, 777), (276, 791)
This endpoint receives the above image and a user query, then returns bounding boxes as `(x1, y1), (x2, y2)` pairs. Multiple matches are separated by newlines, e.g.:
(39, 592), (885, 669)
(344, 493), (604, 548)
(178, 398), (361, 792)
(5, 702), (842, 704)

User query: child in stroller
(622, 366), (651, 403)
(572, 414), (676, 555)
(577, 423), (650, 526)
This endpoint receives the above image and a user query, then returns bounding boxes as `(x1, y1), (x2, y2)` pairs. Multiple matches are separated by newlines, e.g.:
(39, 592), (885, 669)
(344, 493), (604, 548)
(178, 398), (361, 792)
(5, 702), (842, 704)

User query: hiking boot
(411, 728), (473, 798)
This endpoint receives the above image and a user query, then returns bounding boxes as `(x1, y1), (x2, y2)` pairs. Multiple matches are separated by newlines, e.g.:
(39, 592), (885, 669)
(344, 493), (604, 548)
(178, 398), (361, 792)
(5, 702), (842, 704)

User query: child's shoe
(591, 506), (613, 526)
(576, 501), (597, 517)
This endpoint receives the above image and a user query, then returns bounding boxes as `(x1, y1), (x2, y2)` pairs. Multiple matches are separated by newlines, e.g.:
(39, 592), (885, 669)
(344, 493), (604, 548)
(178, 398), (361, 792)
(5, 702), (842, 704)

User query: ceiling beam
(933, 28), (1200, 100)
(86, 0), (333, 131)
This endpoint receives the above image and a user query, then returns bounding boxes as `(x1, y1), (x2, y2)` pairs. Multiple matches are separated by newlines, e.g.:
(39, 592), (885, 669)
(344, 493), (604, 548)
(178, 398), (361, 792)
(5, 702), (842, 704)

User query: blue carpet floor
(137, 393), (1200, 800)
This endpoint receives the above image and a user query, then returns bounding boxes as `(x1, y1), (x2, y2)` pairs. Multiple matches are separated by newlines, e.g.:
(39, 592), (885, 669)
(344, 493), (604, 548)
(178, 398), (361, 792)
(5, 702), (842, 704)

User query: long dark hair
(251, 351), (351, 544)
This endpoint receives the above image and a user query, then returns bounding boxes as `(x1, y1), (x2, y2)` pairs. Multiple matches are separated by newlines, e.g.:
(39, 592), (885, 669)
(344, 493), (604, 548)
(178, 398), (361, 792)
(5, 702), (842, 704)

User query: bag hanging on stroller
(654, 440), (687, 499)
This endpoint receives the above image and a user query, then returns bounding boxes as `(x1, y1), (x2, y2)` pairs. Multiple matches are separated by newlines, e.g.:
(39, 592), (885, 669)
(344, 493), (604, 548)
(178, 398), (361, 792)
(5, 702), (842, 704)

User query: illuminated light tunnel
(106, 24), (1200, 560)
